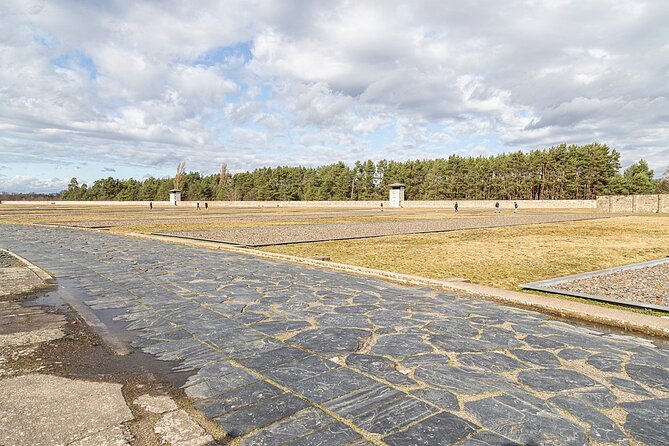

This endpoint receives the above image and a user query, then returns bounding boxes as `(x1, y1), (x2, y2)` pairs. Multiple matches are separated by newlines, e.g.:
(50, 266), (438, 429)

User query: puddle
(22, 282), (192, 388)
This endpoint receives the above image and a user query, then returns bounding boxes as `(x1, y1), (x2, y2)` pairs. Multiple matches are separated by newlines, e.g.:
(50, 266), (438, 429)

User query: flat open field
(158, 213), (612, 246)
(262, 215), (669, 291)
(1, 204), (667, 295)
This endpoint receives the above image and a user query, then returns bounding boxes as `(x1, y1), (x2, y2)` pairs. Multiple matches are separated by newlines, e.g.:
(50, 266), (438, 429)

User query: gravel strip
(159, 213), (611, 246)
(551, 263), (669, 307)
(40, 210), (413, 228)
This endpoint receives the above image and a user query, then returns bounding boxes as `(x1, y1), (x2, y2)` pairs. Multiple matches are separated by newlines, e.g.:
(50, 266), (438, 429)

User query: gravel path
(160, 213), (611, 246)
(41, 210), (413, 228)
(552, 262), (669, 307)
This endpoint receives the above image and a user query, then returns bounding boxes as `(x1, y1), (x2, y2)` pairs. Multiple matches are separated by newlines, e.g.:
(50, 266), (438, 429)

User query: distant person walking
(196, 202), (200, 210)
(454, 202), (459, 212)
(380, 202), (384, 212)
(149, 201), (153, 210)
(205, 202), (208, 210)
(514, 201), (518, 212)
(495, 202), (500, 213)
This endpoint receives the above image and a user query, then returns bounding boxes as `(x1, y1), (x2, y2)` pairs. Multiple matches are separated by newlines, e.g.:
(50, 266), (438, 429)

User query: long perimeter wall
(596, 195), (669, 213)
(2, 199), (596, 210)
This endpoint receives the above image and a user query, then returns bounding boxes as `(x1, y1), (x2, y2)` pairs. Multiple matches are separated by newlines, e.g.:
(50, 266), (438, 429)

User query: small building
(169, 189), (182, 205)
(389, 183), (405, 208)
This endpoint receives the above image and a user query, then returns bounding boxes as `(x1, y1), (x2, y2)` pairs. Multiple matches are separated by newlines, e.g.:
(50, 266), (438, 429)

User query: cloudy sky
(1, 0), (668, 192)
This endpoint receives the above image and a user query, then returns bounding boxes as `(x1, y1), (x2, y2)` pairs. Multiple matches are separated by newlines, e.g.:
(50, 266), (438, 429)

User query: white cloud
(0, 0), (668, 192)
(0, 175), (68, 193)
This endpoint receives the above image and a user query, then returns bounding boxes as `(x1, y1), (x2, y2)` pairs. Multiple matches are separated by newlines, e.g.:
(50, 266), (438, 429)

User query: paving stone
(568, 385), (618, 409)
(383, 411), (479, 446)
(511, 347), (564, 367)
(285, 422), (360, 445)
(621, 398), (669, 445)
(424, 319), (479, 337)
(182, 361), (239, 386)
(324, 383), (404, 418)
(371, 334), (433, 357)
(522, 335), (566, 349)
(459, 431), (520, 446)
(237, 346), (311, 371)
(607, 376), (654, 397)
(410, 388), (459, 411)
(194, 380), (283, 418)
(218, 337), (284, 359)
(401, 353), (451, 367)
(457, 352), (527, 372)
(428, 334), (497, 353)
(629, 350), (669, 368)
(250, 320), (312, 335)
(625, 364), (669, 391)
(518, 368), (597, 392)
(241, 408), (335, 445)
(478, 327), (523, 349)
(354, 396), (436, 434)
(415, 364), (515, 395)
(291, 368), (376, 403)
(465, 392), (587, 446)
(549, 395), (625, 443)
(215, 393), (311, 437)
(184, 370), (260, 399)
(264, 356), (340, 386)
(558, 348), (591, 360)
(345, 354), (416, 386)
(586, 353), (624, 373)
(288, 328), (372, 355)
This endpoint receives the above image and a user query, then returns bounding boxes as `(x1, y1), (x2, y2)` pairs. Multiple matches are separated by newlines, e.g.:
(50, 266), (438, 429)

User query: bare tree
(175, 160), (186, 190)
(219, 163), (229, 186)
(660, 167), (669, 193)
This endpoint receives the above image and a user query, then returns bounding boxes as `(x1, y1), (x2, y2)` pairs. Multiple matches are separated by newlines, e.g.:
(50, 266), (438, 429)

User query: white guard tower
(169, 189), (182, 205)
(389, 183), (405, 208)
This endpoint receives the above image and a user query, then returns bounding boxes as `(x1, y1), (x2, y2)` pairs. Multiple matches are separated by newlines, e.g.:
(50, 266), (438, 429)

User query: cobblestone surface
(553, 262), (669, 307)
(161, 213), (612, 246)
(1, 224), (668, 445)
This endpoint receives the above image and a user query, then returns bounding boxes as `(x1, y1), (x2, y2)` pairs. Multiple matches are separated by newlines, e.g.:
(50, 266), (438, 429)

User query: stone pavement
(1, 224), (668, 445)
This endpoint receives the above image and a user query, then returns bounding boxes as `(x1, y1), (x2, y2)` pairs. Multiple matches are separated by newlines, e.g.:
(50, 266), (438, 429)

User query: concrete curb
(0, 248), (55, 285)
(130, 232), (669, 339)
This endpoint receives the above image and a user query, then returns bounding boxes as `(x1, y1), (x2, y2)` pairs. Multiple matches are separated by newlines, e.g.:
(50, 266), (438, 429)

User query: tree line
(49, 143), (667, 202)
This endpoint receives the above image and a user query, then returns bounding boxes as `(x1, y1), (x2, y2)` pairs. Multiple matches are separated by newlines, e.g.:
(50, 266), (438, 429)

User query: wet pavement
(1, 224), (668, 445)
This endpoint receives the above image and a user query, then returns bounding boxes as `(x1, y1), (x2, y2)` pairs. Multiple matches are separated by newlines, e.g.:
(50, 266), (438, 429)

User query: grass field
(261, 215), (669, 291)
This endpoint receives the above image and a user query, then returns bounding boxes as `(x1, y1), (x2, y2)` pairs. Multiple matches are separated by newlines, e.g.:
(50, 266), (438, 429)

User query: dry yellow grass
(261, 216), (669, 290)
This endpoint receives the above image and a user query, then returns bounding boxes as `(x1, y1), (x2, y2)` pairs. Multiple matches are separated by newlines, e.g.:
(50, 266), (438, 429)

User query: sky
(1, 0), (668, 193)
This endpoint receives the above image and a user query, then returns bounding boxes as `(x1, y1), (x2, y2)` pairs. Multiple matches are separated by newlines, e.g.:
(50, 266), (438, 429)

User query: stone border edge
(132, 232), (669, 339)
(0, 247), (55, 285)
(520, 258), (669, 313)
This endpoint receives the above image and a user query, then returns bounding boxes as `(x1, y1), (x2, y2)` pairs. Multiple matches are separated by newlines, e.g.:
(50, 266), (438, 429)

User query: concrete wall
(2, 199), (596, 209)
(596, 194), (669, 213)
(661, 195), (669, 213)
(401, 199), (596, 210)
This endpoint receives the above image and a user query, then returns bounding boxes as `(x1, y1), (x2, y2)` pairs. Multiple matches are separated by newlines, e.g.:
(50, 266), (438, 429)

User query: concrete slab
(0, 373), (133, 446)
